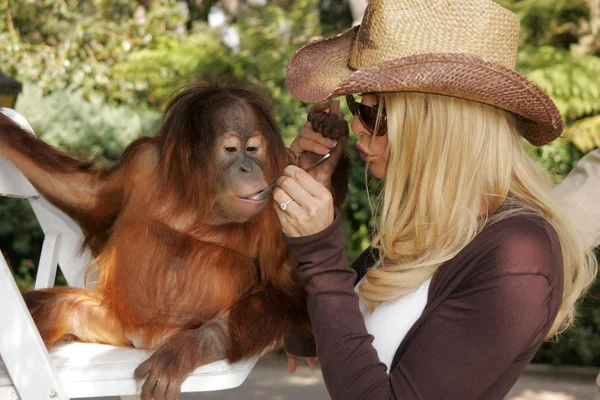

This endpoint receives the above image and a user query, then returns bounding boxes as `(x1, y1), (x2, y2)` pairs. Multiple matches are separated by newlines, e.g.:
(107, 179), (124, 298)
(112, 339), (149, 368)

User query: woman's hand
(287, 352), (319, 373)
(273, 165), (334, 237)
(288, 101), (342, 165)
(287, 101), (348, 188)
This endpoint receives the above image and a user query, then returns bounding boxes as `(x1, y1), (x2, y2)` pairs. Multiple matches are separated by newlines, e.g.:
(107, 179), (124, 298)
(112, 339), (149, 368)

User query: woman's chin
(368, 163), (386, 180)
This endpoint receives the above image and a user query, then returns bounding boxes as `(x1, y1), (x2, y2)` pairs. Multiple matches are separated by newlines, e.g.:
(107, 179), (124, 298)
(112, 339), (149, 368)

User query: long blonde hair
(359, 92), (597, 337)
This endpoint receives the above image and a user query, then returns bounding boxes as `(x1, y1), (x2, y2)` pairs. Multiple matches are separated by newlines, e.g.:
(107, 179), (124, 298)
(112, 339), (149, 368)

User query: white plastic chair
(0, 108), (258, 400)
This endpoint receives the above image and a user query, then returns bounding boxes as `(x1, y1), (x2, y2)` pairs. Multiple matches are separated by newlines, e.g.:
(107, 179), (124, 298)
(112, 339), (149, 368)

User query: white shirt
(355, 271), (431, 373)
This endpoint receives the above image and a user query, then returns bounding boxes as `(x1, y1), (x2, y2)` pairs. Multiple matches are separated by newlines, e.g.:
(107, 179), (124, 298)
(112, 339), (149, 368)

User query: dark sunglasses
(346, 94), (387, 136)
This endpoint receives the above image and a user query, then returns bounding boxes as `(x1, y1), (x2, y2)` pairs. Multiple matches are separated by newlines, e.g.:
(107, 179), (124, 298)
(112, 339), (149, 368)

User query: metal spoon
(248, 152), (331, 201)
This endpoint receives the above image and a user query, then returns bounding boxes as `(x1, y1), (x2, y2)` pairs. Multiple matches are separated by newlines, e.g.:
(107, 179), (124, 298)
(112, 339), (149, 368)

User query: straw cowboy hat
(286, 0), (563, 146)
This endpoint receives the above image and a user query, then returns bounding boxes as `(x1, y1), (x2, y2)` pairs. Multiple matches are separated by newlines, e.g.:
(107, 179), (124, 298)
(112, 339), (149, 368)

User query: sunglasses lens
(346, 95), (387, 136)
(357, 104), (378, 131)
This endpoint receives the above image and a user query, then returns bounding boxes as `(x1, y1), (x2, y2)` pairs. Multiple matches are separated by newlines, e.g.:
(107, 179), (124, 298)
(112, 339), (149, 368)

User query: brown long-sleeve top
(283, 210), (563, 399)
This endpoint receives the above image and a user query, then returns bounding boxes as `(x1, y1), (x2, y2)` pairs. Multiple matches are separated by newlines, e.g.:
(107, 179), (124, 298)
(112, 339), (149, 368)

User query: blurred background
(1, 0), (600, 398)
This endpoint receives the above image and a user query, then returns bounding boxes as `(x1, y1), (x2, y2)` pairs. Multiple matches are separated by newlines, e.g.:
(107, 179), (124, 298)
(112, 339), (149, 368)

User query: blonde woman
(273, 0), (598, 399)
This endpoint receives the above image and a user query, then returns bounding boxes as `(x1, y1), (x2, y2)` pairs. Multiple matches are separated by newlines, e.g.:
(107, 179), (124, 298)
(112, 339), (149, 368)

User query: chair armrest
(0, 252), (69, 400)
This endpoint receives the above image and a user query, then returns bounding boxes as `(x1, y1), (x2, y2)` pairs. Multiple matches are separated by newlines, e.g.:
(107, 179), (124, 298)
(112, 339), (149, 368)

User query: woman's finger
(273, 187), (302, 215)
(290, 123), (337, 154)
(277, 174), (316, 210)
(294, 136), (332, 156)
(299, 125), (338, 147)
(273, 182), (334, 237)
(272, 188), (294, 228)
(281, 165), (331, 199)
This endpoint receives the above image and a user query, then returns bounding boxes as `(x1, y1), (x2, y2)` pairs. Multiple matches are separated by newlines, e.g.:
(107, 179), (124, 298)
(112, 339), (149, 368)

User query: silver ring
(279, 198), (293, 211)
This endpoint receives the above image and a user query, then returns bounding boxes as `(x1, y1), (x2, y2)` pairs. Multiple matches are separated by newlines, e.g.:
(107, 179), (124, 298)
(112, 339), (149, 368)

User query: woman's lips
(357, 144), (371, 161)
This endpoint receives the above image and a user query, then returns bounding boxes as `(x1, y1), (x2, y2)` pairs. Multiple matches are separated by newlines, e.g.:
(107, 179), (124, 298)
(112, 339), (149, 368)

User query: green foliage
(517, 46), (600, 122)
(318, 0), (353, 36)
(1, 0), (187, 104)
(15, 82), (161, 163)
(0, 197), (43, 290)
(503, 0), (600, 156)
(112, 0), (323, 143)
(566, 115), (600, 153)
(13, 258), (37, 290)
(523, 139), (583, 179)
(497, 0), (590, 49)
(112, 29), (241, 106)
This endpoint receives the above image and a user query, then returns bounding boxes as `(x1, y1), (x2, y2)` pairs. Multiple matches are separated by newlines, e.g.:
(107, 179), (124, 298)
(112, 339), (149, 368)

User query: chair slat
(35, 231), (62, 290)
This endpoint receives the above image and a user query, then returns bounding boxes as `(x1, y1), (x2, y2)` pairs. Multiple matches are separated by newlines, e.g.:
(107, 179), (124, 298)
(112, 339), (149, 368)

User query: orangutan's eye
(246, 146), (258, 153)
(225, 146), (238, 153)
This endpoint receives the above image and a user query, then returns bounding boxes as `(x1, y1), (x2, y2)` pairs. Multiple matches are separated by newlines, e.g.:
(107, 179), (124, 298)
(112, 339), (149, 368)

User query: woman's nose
(351, 115), (369, 137)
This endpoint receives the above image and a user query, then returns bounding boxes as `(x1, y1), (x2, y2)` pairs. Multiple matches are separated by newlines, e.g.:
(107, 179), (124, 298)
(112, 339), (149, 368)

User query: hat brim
(286, 27), (563, 146)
